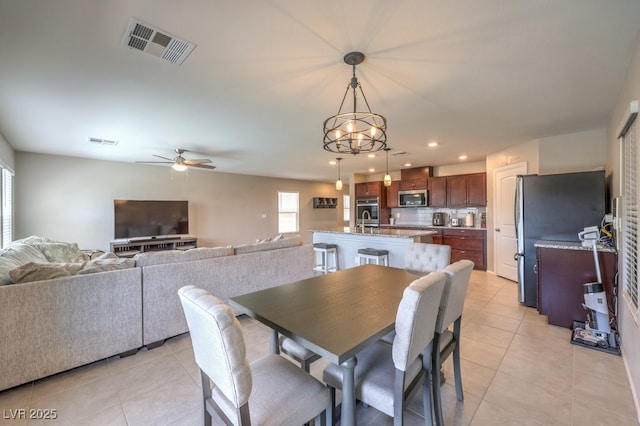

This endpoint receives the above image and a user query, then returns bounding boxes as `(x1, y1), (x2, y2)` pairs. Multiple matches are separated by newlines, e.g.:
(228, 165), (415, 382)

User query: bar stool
(357, 248), (389, 266)
(313, 243), (339, 273)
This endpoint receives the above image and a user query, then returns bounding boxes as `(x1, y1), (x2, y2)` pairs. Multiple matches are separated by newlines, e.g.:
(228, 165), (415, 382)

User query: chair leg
(422, 370), (434, 426)
(452, 318), (464, 401)
(327, 385), (336, 426)
(431, 334), (445, 426)
(200, 369), (212, 426)
(393, 369), (406, 426)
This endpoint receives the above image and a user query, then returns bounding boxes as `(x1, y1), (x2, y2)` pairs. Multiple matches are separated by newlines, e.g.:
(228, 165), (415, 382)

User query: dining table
(229, 264), (420, 426)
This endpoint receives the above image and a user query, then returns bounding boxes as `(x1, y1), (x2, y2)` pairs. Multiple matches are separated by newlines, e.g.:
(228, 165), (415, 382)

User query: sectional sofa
(0, 236), (313, 391)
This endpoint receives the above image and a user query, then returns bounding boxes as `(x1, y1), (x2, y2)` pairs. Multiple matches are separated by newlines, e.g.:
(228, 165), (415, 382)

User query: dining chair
(431, 259), (474, 426)
(323, 271), (447, 426)
(178, 285), (330, 426)
(278, 335), (321, 372)
(404, 243), (451, 276)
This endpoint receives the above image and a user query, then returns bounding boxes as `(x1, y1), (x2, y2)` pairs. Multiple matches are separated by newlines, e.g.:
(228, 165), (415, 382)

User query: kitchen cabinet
(442, 228), (486, 270)
(428, 177), (447, 207)
(356, 181), (382, 198)
(386, 181), (399, 208)
(536, 245), (616, 328)
(399, 178), (427, 191)
(446, 173), (486, 207)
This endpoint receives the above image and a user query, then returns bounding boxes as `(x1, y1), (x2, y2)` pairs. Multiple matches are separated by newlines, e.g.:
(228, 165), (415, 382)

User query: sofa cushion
(31, 242), (88, 263)
(234, 236), (302, 255)
(134, 246), (234, 267)
(9, 257), (137, 284)
(0, 244), (50, 285)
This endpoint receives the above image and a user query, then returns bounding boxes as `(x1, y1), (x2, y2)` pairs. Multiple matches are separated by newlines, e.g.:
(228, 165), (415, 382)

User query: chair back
(178, 285), (252, 409)
(436, 260), (474, 333)
(405, 243), (451, 274)
(392, 271), (446, 371)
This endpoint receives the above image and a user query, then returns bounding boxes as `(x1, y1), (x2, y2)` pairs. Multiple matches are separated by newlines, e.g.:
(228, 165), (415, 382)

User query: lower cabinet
(536, 246), (616, 328)
(442, 229), (486, 270)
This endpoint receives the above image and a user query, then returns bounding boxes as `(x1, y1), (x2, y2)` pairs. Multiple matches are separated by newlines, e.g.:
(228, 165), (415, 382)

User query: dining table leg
(340, 356), (357, 426)
(270, 329), (279, 354)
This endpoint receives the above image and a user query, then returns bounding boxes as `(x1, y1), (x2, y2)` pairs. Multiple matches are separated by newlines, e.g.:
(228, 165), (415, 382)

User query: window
(1, 168), (12, 248)
(621, 101), (639, 321)
(278, 191), (299, 233)
(343, 194), (350, 222)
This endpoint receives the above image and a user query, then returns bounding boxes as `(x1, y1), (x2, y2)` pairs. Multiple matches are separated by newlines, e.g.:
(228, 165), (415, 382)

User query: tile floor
(1, 271), (638, 425)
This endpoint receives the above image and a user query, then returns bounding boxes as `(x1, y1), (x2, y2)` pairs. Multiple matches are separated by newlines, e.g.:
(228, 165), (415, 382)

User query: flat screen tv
(114, 200), (189, 239)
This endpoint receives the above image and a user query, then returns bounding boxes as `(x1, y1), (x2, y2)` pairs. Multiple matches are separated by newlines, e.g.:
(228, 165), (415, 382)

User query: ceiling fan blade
(135, 161), (173, 164)
(184, 159), (212, 165)
(153, 154), (175, 161)
(189, 164), (216, 170)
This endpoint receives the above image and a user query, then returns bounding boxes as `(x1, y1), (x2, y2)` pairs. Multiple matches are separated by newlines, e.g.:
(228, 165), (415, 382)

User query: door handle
(495, 228), (500, 232)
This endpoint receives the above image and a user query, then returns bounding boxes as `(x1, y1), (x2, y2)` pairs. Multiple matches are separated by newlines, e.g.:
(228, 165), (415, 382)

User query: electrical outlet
(604, 214), (614, 223)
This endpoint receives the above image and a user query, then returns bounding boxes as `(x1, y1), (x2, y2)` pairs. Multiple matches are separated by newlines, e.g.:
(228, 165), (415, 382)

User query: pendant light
(323, 52), (387, 155)
(383, 148), (392, 187)
(335, 157), (343, 190)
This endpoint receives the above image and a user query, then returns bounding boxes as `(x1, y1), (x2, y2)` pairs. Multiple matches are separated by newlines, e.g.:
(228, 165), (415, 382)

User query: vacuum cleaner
(570, 226), (620, 355)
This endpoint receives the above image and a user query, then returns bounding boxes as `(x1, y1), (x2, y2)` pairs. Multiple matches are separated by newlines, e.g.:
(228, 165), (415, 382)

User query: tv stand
(110, 235), (197, 258)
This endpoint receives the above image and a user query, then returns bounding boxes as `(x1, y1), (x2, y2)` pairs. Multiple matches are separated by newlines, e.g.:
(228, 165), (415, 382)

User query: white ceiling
(1, 1), (639, 182)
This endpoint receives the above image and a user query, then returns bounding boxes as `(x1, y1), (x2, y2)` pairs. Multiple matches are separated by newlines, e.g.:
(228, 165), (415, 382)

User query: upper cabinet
(447, 173), (486, 207)
(386, 181), (399, 208)
(355, 181), (387, 206)
(428, 177), (447, 207)
(398, 178), (427, 190)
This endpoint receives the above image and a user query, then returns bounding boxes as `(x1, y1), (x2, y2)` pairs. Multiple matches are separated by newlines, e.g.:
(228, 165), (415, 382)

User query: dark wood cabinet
(442, 228), (486, 270)
(536, 246), (616, 328)
(355, 181), (382, 198)
(446, 173), (486, 207)
(428, 177), (447, 207)
(399, 178), (427, 191)
(386, 181), (399, 208)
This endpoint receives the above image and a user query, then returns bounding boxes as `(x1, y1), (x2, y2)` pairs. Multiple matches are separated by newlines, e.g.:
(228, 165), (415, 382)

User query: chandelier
(323, 51), (387, 155)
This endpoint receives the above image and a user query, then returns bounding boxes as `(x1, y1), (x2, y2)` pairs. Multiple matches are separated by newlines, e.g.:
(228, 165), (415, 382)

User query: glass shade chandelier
(383, 147), (392, 187)
(323, 52), (387, 155)
(335, 157), (343, 190)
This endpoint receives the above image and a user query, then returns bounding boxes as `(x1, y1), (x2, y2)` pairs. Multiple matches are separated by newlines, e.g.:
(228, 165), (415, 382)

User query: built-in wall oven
(356, 198), (380, 227)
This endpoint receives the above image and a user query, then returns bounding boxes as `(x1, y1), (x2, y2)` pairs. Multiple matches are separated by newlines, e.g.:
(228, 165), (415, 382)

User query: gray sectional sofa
(0, 236), (313, 391)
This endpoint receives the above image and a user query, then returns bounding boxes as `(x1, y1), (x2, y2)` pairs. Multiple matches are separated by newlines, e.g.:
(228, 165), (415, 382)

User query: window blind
(1, 169), (12, 248)
(622, 106), (639, 320)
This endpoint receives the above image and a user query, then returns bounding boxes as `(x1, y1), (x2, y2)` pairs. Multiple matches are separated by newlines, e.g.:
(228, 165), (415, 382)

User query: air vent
(392, 151), (408, 156)
(121, 18), (196, 65)
(88, 137), (118, 147)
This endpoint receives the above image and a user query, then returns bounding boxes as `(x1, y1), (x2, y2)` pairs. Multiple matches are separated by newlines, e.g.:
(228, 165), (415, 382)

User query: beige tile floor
(1, 271), (638, 425)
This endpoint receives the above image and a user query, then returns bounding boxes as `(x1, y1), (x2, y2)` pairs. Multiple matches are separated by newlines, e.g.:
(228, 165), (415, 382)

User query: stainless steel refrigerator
(515, 171), (606, 307)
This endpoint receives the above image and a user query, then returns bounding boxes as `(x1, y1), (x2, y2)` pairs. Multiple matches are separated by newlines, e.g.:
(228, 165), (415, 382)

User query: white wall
(0, 131), (15, 171)
(539, 128), (607, 174)
(15, 152), (345, 251)
(606, 31), (640, 419)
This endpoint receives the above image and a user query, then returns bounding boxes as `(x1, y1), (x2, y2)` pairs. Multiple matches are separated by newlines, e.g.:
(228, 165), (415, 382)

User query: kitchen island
(311, 227), (437, 269)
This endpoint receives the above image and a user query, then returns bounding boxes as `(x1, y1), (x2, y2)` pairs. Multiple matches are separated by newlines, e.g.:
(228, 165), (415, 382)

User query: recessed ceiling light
(428, 141), (438, 147)
(459, 155), (468, 160)
(329, 160), (336, 165)
(367, 154), (376, 158)
(369, 168), (375, 172)
(404, 163), (412, 167)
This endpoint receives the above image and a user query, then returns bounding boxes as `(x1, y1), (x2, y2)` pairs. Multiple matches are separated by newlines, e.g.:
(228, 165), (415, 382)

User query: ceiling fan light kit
(323, 52), (387, 155)
(136, 148), (216, 171)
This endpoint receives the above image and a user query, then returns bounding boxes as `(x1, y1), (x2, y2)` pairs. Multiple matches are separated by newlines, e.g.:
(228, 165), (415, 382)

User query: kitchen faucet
(360, 210), (371, 232)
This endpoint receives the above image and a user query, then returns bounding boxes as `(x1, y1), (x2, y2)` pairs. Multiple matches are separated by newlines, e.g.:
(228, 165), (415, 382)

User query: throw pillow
(32, 242), (88, 263)
(9, 262), (83, 283)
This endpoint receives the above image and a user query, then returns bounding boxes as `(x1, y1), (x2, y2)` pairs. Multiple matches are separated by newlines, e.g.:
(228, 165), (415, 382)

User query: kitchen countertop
(310, 227), (437, 238)
(380, 224), (487, 231)
(534, 240), (616, 253)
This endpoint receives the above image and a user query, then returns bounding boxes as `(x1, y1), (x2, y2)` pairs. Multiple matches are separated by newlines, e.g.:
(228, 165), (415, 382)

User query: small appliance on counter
(432, 212), (447, 226)
(465, 212), (475, 227)
(451, 217), (461, 227)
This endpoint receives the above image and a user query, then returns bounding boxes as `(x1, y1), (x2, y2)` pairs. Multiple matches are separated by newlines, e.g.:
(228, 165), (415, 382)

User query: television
(114, 200), (189, 239)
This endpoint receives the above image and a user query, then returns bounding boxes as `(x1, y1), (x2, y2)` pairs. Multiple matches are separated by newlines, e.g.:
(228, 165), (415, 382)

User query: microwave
(398, 189), (428, 207)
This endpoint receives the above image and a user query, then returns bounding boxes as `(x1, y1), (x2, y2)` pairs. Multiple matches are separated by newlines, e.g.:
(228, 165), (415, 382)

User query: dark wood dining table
(229, 264), (420, 426)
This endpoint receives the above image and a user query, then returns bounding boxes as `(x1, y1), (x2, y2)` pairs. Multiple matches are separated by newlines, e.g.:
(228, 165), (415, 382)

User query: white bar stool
(357, 248), (389, 266)
(313, 243), (339, 273)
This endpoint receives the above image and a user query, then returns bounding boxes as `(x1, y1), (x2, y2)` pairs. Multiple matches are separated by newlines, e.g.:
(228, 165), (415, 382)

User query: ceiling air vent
(121, 18), (196, 65)
(88, 137), (118, 147)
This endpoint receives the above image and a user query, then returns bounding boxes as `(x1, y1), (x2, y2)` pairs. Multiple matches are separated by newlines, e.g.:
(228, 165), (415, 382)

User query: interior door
(494, 162), (527, 281)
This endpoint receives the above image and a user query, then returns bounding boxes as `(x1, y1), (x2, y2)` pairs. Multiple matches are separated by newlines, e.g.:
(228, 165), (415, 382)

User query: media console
(110, 235), (197, 258)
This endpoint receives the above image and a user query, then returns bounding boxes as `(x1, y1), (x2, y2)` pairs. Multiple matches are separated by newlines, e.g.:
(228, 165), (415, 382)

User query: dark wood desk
(229, 264), (420, 426)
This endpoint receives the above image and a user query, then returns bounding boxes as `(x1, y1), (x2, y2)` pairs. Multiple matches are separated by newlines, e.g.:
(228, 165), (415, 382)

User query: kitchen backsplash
(391, 207), (487, 228)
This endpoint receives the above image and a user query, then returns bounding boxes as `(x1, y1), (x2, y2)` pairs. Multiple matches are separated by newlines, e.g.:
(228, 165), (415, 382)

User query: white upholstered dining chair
(431, 259), (474, 426)
(405, 243), (451, 276)
(322, 271), (447, 426)
(178, 285), (330, 426)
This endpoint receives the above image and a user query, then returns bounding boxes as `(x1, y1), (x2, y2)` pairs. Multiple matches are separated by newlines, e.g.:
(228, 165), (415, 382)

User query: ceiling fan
(136, 148), (216, 171)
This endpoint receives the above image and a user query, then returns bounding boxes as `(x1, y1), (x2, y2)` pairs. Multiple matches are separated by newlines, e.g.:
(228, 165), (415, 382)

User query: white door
(494, 162), (527, 281)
